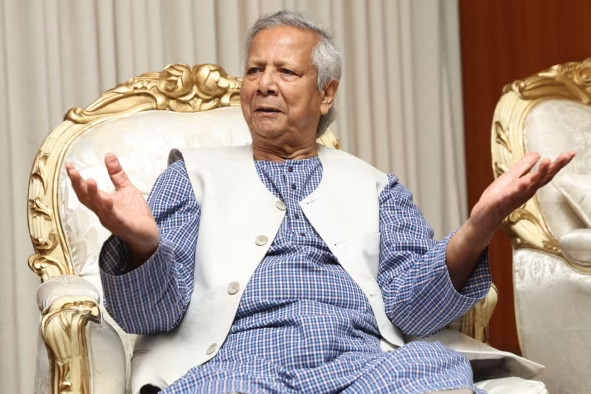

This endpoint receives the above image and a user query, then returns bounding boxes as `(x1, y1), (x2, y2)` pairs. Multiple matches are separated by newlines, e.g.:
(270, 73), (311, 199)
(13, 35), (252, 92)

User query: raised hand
(66, 153), (160, 268)
(470, 151), (576, 235)
(447, 150), (576, 289)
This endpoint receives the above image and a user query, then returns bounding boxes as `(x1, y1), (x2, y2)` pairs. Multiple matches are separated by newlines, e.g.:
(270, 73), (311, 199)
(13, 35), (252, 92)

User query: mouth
(255, 106), (281, 113)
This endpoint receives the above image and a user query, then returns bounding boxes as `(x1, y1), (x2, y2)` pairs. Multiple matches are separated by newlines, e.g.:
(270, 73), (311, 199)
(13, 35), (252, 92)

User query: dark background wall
(458, 0), (591, 354)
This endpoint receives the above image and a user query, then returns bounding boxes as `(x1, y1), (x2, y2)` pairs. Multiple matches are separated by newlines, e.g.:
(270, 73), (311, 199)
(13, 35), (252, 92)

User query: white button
(227, 281), (240, 295)
(275, 200), (287, 211)
(255, 235), (268, 246)
(206, 343), (217, 355)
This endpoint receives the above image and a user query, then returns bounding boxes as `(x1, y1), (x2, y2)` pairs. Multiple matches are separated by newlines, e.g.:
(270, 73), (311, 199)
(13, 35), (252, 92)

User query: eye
(280, 68), (297, 76)
(246, 67), (262, 75)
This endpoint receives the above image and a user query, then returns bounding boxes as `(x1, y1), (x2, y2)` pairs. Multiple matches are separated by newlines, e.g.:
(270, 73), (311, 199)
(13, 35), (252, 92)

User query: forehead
(248, 25), (319, 62)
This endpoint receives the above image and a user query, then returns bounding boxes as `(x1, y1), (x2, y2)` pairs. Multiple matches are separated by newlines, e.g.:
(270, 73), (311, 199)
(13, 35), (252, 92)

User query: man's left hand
(446, 150), (575, 290)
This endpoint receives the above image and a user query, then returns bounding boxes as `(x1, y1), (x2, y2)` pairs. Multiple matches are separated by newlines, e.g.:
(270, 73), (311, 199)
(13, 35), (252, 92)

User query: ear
(320, 79), (339, 115)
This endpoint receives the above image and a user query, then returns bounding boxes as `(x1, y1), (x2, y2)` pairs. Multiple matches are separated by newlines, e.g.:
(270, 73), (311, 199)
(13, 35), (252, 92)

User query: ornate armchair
(492, 58), (591, 393)
(30, 63), (517, 393)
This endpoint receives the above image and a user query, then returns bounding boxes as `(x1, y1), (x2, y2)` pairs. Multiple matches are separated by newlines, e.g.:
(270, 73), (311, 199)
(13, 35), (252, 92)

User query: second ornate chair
(492, 58), (591, 393)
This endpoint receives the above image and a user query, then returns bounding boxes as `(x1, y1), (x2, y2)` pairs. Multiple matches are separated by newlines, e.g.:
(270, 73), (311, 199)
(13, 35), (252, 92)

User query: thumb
(104, 152), (132, 190)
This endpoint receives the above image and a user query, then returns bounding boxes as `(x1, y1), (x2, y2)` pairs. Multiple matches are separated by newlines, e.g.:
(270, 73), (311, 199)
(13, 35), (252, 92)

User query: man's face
(241, 26), (332, 146)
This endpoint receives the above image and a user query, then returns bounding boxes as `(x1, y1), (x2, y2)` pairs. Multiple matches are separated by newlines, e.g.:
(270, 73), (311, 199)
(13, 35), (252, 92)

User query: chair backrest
(491, 57), (591, 273)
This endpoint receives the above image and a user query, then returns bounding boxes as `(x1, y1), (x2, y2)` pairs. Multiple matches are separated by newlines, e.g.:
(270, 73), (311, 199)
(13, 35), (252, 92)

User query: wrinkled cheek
(240, 102), (251, 124)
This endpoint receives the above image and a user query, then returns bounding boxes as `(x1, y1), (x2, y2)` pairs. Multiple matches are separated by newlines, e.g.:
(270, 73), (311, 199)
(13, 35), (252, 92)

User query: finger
(533, 158), (553, 186)
(552, 151), (576, 169)
(85, 178), (112, 213)
(86, 178), (99, 199)
(66, 165), (90, 201)
(538, 151), (576, 185)
(66, 162), (117, 218)
(104, 153), (132, 190)
(67, 168), (107, 213)
(512, 152), (541, 178)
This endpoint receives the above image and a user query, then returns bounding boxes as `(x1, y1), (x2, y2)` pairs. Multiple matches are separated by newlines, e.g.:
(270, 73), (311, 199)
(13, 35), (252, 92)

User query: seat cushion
(475, 377), (547, 394)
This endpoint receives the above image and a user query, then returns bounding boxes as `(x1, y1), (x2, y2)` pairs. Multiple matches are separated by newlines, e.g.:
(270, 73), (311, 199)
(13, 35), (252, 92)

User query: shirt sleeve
(99, 160), (200, 334)
(377, 174), (491, 337)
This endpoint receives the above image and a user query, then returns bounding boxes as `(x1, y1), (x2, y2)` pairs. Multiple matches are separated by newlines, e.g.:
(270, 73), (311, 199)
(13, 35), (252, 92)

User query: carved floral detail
(572, 62), (591, 87)
(65, 63), (242, 124)
(32, 151), (50, 193)
(508, 58), (591, 103)
(29, 197), (53, 219)
(506, 207), (538, 226)
(31, 231), (58, 252)
(29, 253), (71, 280)
(493, 121), (512, 154)
(492, 162), (507, 179)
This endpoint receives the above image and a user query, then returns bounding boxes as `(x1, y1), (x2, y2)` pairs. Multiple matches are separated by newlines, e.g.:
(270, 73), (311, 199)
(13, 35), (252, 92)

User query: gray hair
(243, 10), (342, 137)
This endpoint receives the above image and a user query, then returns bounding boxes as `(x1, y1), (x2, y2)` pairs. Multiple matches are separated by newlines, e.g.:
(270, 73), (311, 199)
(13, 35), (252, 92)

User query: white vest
(131, 145), (543, 392)
(131, 145), (405, 391)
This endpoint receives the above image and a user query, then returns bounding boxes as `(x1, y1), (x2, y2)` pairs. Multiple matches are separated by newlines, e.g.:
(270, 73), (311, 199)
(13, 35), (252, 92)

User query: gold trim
(316, 130), (342, 150)
(491, 57), (591, 274)
(457, 284), (498, 344)
(41, 296), (100, 394)
(65, 64), (241, 124)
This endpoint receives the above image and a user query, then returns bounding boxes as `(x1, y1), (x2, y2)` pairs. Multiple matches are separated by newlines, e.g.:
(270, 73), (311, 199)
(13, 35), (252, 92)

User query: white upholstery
(553, 173), (591, 229)
(525, 100), (591, 238)
(60, 108), (252, 278)
(475, 377), (548, 394)
(558, 228), (591, 265)
(40, 107), (253, 393)
(513, 249), (591, 393)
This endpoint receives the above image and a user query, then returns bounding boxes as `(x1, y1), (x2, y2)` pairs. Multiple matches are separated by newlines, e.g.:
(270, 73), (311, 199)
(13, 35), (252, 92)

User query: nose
(258, 69), (277, 95)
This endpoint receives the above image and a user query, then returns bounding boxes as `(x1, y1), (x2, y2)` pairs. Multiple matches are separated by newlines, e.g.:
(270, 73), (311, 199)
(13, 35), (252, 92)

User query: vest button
(227, 281), (240, 295)
(275, 200), (287, 211)
(206, 343), (217, 355)
(255, 235), (268, 246)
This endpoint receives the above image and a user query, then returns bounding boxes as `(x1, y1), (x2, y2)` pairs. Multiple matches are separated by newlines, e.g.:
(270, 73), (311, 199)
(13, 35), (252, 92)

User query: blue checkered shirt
(100, 155), (491, 393)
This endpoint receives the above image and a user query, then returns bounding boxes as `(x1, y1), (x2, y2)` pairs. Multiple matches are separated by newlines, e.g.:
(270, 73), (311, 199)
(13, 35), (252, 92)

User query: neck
(252, 142), (318, 161)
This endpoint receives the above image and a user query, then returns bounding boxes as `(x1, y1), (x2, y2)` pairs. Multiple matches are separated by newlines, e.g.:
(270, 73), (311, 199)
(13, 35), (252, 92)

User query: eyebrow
(246, 58), (300, 69)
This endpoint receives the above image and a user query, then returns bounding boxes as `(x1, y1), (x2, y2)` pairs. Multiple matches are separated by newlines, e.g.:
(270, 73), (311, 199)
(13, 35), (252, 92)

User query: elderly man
(67, 10), (573, 394)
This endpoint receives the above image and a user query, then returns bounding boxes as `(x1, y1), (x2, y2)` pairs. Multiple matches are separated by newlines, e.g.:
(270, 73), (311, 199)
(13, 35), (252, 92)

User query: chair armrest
(37, 275), (101, 312)
(447, 284), (498, 344)
(37, 276), (126, 394)
(559, 228), (591, 266)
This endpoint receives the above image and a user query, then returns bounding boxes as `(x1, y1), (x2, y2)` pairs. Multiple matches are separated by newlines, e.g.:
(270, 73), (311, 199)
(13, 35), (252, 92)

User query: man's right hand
(66, 152), (160, 269)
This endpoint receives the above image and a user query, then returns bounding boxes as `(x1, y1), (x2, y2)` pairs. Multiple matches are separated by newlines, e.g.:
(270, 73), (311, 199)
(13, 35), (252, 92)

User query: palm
(95, 182), (155, 241)
(470, 151), (575, 235)
(66, 153), (160, 256)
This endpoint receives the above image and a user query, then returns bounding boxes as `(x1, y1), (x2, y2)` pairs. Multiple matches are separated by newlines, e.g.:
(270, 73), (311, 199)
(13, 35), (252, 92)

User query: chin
(252, 129), (284, 139)
(250, 122), (285, 137)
